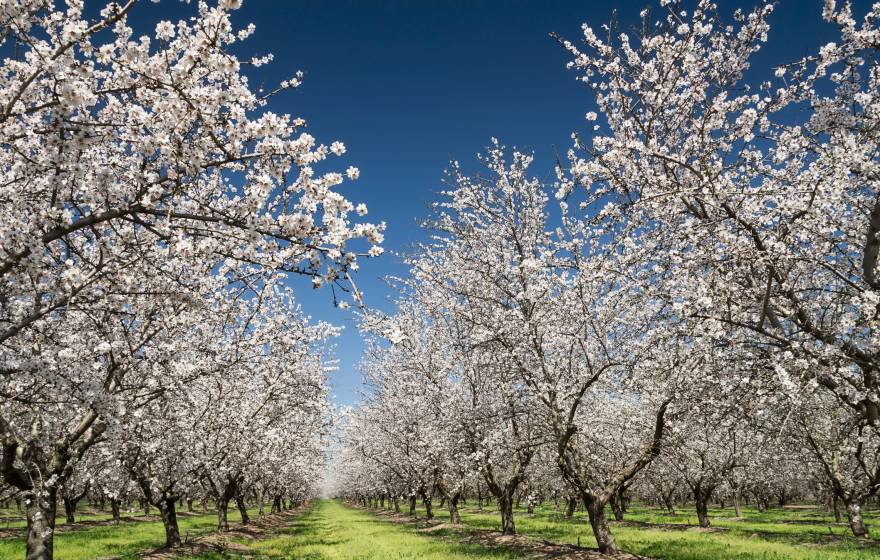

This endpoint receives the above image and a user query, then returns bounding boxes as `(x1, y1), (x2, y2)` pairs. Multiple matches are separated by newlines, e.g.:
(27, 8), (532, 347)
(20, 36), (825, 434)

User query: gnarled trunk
(25, 486), (57, 560)
(159, 497), (181, 548)
(110, 498), (121, 525)
(565, 495), (577, 519)
(609, 492), (624, 521)
(447, 493), (461, 524)
(846, 501), (868, 537)
(408, 494), (417, 516)
(217, 497), (230, 531)
(63, 496), (77, 524)
(662, 490), (676, 515)
(695, 492), (711, 528)
(498, 492), (515, 535)
(692, 483), (714, 528)
(832, 495), (843, 523)
(583, 494), (617, 555)
(421, 493), (433, 520)
(235, 491), (250, 524)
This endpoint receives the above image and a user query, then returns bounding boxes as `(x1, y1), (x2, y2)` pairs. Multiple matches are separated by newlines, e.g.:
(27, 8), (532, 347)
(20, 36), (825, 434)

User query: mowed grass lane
(0, 507), (255, 560)
(184, 499), (522, 560)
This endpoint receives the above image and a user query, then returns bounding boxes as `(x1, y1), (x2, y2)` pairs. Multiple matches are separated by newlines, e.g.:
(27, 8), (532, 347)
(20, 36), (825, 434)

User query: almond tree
(116, 287), (332, 545)
(556, 0), (880, 464)
(555, 0), (880, 537)
(0, 1), (379, 557)
(405, 144), (688, 552)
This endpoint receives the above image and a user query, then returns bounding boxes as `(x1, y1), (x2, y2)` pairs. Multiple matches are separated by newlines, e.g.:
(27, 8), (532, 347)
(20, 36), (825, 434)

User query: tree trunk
(846, 501), (869, 537)
(217, 497), (230, 531)
(832, 495), (843, 523)
(187, 498), (194, 512)
(583, 494), (617, 555)
(111, 499), (121, 525)
(498, 492), (515, 535)
(393, 496), (400, 513)
(25, 486), (57, 560)
(565, 496), (577, 519)
(609, 493), (624, 521)
(235, 491), (250, 524)
(63, 497), (77, 524)
(662, 491), (675, 515)
(159, 498), (182, 548)
(733, 490), (742, 518)
(408, 495), (417, 516)
(448, 493), (462, 524)
(422, 495), (433, 520)
(695, 494), (711, 528)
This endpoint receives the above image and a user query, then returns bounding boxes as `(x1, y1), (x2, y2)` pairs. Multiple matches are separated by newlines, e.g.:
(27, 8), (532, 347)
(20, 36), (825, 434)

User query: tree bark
(159, 498), (181, 548)
(609, 492), (624, 521)
(583, 494), (617, 555)
(565, 495), (577, 519)
(217, 497), (230, 531)
(110, 498), (121, 525)
(846, 501), (869, 537)
(695, 493), (711, 528)
(408, 494), (417, 516)
(733, 490), (743, 518)
(832, 495), (843, 523)
(498, 492), (515, 535)
(63, 497), (77, 524)
(662, 490), (676, 515)
(421, 494), (433, 520)
(25, 486), (57, 560)
(235, 491), (250, 524)
(447, 493), (461, 524)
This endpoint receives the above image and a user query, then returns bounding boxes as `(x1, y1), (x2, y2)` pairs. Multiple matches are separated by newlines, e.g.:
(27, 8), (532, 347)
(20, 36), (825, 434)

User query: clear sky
(129, 0), (865, 406)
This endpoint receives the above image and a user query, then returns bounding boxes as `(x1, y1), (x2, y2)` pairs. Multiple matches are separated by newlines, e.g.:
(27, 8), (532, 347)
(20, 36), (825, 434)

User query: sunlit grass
(0, 506), (254, 560)
(404, 501), (880, 560)
(182, 499), (522, 560)
(2, 500), (879, 559)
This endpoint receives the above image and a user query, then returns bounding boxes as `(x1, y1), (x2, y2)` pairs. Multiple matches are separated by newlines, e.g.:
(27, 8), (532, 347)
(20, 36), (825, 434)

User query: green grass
(399, 501), (880, 560)
(0, 507), (254, 560)
(3, 500), (879, 559)
(182, 499), (522, 559)
(0, 507), (131, 529)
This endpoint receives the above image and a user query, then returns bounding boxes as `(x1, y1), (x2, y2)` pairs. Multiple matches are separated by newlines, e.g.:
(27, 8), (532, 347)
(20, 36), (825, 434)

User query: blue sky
(130, 0), (865, 406)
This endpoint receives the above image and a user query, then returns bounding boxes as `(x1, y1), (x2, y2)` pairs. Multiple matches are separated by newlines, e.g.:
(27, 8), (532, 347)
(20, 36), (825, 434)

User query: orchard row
(333, 0), (880, 556)
(0, 1), (381, 559)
